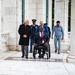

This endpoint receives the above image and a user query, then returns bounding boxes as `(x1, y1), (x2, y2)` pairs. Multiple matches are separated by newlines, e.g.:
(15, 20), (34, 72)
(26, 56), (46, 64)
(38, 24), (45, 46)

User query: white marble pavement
(0, 51), (75, 75)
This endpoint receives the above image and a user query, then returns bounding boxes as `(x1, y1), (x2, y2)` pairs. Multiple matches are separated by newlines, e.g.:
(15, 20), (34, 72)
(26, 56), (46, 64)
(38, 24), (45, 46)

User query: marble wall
(36, 0), (46, 24)
(1, 0), (22, 50)
(25, 0), (46, 25)
(70, 0), (75, 55)
(67, 0), (75, 63)
(0, 0), (1, 50)
(25, 0), (36, 24)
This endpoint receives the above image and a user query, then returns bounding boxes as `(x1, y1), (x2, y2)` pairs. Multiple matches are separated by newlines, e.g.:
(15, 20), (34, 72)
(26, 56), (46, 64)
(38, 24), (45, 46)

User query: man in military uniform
(30, 19), (38, 53)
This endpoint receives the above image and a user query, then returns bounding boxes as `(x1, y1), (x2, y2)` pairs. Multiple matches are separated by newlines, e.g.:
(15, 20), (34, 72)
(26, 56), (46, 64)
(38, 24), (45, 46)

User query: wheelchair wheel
(47, 53), (50, 59)
(33, 50), (36, 59)
(46, 50), (50, 59)
(45, 44), (51, 59)
(45, 50), (49, 59)
(47, 54), (49, 59)
(48, 45), (51, 59)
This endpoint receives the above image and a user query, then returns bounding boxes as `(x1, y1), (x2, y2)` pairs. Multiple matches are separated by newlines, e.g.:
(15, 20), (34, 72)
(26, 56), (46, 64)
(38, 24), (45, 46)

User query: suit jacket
(34, 32), (49, 45)
(48, 27), (51, 38)
(35, 26), (49, 34)
(18, 24), (31, 45)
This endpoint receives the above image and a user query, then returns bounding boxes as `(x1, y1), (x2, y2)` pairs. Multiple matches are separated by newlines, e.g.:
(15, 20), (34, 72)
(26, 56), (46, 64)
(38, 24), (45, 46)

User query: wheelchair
(33, 44), (51, 59)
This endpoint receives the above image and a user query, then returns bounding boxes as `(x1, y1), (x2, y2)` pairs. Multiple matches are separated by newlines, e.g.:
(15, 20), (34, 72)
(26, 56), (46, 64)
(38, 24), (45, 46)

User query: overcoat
(18, 24), (31, 46)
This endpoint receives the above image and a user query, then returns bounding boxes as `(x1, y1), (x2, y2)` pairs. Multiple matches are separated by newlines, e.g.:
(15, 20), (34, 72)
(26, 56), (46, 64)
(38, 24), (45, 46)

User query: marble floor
(0, 51), (75, 75)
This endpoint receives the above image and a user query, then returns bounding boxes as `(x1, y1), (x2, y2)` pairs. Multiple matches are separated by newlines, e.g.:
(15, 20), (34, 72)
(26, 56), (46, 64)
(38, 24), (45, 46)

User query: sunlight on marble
(0, 51), (75, 75)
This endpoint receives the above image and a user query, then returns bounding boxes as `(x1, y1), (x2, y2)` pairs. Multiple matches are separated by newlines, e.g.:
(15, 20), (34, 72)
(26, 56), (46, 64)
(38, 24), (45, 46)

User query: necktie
(41, 32), (43, 37)
(40, 32), (44, 44)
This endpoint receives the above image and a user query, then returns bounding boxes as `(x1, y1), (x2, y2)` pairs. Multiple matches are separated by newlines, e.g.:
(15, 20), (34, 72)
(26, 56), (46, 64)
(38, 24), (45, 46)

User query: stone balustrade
(1, 32), (9, 51)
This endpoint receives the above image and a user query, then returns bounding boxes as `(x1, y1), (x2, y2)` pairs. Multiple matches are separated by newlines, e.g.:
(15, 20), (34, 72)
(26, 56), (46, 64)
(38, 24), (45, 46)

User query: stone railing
(1, 32), (9, 51)
(1, 32), (9, 45)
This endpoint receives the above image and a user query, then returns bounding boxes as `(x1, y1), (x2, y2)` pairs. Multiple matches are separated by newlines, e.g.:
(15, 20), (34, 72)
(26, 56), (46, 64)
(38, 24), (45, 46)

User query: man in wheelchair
(33, 27), (50, 59)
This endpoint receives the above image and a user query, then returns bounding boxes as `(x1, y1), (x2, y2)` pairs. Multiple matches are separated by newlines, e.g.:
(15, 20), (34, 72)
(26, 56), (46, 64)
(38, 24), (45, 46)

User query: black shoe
(38, 55), (41, 59)
(42, 55), (44, 58)
(42, 56), (44, 58)
(58, 51), (60, 54)
(21, 56), (24, 58)
(26, 57), (28, 59)
(55, 50), (57, 53)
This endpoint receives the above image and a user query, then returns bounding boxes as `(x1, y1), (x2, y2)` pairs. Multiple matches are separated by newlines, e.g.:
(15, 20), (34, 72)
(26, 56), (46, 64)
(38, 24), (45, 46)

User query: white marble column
(25, 0), (36, 24)
(16, 0), (22, 50)
(25, 0), (30, 20)
(54, 0), (68, 39)
(0, 0), (1, 50)
(48, 0), (52, 30)
(67, 0), (75, 63)
(36, 0), (46, 24)
(25, 0), (46, 24)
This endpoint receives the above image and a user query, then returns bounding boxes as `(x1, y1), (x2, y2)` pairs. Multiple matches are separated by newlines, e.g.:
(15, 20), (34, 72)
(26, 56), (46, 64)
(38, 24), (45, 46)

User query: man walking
(36, 21), (49, 34)
(18, 20), (31, 59)
(30, 19), (38, 53)
(52, 21), (64, 54)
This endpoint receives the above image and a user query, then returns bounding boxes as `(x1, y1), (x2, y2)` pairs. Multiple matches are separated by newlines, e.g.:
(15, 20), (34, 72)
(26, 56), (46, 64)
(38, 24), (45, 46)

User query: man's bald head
(24, 20), (29, 25)
(40, 21), (44, 26)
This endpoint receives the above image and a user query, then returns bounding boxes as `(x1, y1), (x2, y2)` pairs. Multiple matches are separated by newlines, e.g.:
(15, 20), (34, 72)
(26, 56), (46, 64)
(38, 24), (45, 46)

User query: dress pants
(21, 45), (28, 58)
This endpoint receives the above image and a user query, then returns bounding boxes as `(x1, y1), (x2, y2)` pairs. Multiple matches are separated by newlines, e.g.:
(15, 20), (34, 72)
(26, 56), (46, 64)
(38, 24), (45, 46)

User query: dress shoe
(38, 55), (41, 59)
(58, 51), (60, 54)
(55, 50), (57, 53)
(21, 56), (24, 58)
(26, 57), (28, 59)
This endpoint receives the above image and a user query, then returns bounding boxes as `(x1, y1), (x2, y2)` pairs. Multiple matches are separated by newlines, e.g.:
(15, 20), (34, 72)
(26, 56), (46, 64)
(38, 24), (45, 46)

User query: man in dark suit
(34, 27), (49, 58)
(18, 20), (31, 59)
(30, 19), (38, 53)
